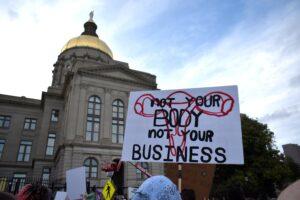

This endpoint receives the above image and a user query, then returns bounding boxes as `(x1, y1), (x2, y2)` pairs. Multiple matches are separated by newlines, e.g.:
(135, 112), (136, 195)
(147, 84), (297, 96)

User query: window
(42, 168), (51, 185)
(12, 173), (26, 193)
(86, 96), (101, 142)
(50, 109), (59, 122)
(17, 141), (32, 162)
(0, 115), (11, 128)
(83, 158), (98, 178)
(23, 118), (37, 130)
(0, 139), (5, 159)
(136, 162), (149, 180)
(112, 100), (125, 144)
(46, 133), (56, 156)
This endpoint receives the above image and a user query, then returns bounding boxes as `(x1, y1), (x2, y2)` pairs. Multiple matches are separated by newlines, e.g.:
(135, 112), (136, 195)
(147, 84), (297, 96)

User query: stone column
(75, 83), (87, 141)
(102, 88), (112, 142)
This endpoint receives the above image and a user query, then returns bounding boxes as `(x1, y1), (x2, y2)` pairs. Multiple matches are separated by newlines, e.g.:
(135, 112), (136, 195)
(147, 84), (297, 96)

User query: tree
(211, 114), (291, 199)
(285, 157), (300, 182)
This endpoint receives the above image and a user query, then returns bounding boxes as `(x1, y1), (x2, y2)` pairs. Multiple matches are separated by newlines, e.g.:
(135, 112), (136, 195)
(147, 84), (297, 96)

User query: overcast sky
(0, 0), (299, 150)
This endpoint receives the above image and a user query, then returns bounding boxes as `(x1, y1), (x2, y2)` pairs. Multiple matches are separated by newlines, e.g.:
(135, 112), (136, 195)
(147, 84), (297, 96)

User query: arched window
(112, 99), (124, 143)
(136, 162), (149, 180)
(86, 96), (101, 141)
(83, 158), (98, 178)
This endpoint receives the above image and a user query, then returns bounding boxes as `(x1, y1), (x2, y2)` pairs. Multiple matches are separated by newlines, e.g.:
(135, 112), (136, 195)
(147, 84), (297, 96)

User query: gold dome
(61, 35), (113, 58)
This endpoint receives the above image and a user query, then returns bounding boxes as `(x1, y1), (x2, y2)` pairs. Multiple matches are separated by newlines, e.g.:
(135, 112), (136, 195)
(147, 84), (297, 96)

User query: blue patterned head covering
(132, 175), (182, 200)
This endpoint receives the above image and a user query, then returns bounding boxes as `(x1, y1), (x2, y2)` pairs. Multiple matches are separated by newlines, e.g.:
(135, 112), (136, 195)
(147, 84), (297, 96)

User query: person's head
(132, 175), (182, 200)
(0, 192), (16, 200)
(17, 183), (51, 200)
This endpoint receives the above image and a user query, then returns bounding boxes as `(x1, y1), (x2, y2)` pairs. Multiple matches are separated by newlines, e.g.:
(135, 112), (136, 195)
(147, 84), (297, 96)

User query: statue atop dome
(89, 11), (94, 22)
(80, 11), (98, 37)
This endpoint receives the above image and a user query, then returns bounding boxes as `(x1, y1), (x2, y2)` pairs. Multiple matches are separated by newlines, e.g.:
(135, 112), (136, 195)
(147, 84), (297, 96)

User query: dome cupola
(61, 11), (113, 58)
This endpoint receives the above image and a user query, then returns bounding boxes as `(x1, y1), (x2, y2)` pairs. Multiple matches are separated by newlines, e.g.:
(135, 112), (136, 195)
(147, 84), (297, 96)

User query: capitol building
(0, 14), (164, 194)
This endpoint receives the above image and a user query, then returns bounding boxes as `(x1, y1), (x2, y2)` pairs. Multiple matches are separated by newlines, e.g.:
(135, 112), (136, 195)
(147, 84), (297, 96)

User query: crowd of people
(0, 176), (195, 200)
(0, 183), (51, 200)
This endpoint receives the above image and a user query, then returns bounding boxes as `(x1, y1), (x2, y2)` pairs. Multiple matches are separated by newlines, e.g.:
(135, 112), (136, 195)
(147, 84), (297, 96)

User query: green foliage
(285, 157), (300, 182)
(211, 114), (292, 199)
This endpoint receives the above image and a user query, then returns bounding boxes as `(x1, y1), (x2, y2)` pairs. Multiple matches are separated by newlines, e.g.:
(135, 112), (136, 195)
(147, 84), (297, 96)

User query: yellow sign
(102, 179), (116, 200)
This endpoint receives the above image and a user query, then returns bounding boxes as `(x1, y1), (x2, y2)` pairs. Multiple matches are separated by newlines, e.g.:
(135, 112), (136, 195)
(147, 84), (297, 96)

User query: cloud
(260, 106), (299, 122)
(156, 1), (300, 116)
(0, 0), (175, 99)
(0, 0), (106, 99)
(107, 0), (171, 36)
(144, 0), (300, 148)
(7, 8), (18, 19)
(289, 74), (300, 87)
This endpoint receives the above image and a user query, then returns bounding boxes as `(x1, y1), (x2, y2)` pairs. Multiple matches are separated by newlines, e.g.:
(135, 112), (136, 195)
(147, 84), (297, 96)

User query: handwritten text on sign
(121, 86), (244, 164)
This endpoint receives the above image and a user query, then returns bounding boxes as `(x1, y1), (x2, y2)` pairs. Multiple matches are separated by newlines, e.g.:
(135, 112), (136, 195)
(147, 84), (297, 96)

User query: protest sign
(121, 85), (244, 164)
(54, 191), (67, 200)
(66, 167), (86, 200)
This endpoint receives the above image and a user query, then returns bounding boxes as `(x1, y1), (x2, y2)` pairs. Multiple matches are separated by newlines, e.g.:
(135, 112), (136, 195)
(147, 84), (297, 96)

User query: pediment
(78, 65), (156, 87)
(97, 70), (140, 82)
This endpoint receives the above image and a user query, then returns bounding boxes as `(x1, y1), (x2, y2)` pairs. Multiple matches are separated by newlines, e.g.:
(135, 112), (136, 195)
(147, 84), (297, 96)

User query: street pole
(178, 163), (182, 192)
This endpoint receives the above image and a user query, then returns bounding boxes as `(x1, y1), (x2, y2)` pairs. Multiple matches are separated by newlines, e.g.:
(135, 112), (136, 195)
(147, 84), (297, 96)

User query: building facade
(283, 144), (300, 167)
(0, 16), (164, 194)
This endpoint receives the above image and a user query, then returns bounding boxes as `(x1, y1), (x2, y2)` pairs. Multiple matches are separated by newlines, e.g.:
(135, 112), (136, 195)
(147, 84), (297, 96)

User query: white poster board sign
(121, 86), (244, 164)
(66, 167), (86, 200)
(54, 191), (67, 200)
